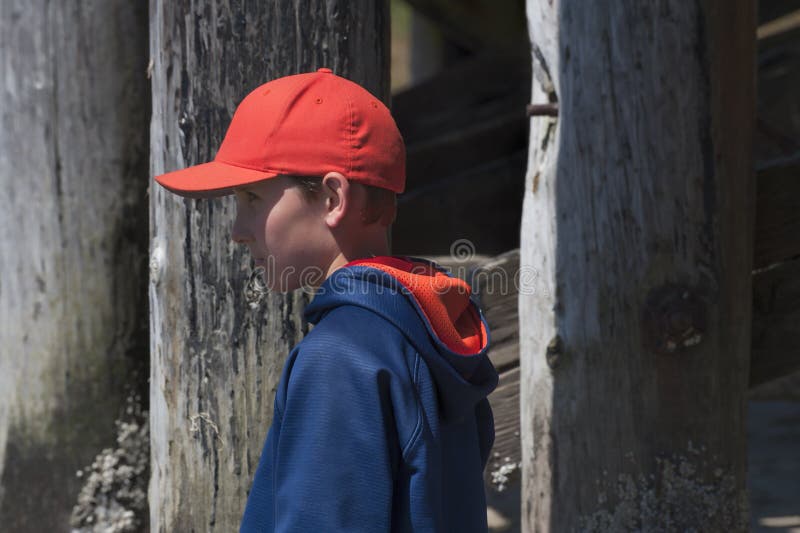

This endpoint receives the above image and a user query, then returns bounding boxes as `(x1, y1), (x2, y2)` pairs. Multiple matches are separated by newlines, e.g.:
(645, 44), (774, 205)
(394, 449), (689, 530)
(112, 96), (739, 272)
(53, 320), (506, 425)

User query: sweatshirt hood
(304, 255), (498, 420)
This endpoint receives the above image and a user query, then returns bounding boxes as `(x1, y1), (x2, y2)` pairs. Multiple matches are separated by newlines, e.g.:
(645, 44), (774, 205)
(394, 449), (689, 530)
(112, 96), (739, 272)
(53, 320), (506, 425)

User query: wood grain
(148, 1), (389, 531)
(0, 1), (149, 529)
(476, 251), (800, 497)
(520, 0), (755, 529)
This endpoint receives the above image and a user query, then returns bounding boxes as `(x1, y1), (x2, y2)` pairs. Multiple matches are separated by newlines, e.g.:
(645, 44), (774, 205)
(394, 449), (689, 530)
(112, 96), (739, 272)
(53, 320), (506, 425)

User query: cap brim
(154, 160), (280, 199)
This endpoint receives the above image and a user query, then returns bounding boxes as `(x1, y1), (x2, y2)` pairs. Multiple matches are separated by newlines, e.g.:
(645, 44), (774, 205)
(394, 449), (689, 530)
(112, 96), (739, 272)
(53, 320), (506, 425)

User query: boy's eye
(244, 191), (259, 202)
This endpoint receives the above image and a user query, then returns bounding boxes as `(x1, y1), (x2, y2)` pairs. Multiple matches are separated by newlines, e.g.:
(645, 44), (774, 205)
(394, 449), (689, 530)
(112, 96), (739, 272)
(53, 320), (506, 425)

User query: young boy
(155, 68), (498, 532)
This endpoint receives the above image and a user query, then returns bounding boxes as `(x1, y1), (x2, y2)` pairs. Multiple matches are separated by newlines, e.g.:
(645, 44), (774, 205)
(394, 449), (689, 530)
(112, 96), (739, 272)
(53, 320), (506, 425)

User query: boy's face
(231, 176), (329, 292)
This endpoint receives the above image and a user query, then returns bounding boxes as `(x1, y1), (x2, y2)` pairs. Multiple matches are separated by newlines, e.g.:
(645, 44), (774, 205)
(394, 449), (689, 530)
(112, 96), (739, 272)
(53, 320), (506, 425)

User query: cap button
(317, 67), (333, 74)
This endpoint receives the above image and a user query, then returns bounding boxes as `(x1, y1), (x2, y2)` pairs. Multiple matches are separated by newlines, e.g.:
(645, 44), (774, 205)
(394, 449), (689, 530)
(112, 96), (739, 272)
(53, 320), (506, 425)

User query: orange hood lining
(345, 257), (487, 356)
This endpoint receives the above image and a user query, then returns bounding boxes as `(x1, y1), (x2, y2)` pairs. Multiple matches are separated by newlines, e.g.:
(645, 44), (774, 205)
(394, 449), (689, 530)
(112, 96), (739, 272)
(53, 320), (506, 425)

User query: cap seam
(214, 157), (284, 175)
(345, 95), (355, 176)
(263, 74), (307, 144)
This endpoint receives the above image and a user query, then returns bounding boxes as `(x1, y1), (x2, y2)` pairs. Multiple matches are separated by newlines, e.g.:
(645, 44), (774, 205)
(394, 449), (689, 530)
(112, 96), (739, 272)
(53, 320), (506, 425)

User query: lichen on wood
(579, 448), (748, 532)
(70, 396), (149, 533)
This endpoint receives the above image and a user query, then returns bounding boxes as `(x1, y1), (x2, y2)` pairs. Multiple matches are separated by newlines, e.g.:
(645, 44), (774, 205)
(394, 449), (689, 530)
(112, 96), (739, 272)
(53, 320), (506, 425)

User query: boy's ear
(321, 171), (349, 228)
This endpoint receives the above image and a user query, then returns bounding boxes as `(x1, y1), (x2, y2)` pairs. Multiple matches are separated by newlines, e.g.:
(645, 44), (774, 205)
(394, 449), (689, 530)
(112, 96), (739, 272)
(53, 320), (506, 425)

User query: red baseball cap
(154, 68), (406, 197)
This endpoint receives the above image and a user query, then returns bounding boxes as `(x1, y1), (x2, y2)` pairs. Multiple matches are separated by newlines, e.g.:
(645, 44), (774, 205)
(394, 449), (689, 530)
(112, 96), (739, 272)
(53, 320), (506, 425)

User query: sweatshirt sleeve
(272, 338), (401, 532)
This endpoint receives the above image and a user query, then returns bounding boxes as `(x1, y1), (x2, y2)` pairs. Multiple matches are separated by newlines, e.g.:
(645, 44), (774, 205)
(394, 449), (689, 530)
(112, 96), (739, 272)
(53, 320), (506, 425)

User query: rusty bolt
(527, 103), (559, 117)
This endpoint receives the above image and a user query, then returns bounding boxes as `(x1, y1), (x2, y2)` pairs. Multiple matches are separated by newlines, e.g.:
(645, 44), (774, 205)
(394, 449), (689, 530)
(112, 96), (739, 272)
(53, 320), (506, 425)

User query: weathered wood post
(148, 2), (390, 531)
(0, 1), (149, 530)
(520, 1), (756, 530)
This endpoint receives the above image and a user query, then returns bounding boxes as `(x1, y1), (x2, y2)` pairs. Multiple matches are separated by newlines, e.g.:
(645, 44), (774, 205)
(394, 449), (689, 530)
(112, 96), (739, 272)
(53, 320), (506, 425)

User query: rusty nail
(527, 103), (559, 117)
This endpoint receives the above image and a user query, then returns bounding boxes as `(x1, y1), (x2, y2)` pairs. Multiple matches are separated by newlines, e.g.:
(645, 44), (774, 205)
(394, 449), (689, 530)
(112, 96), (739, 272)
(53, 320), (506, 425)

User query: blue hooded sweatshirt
(240, 256), (498, 532)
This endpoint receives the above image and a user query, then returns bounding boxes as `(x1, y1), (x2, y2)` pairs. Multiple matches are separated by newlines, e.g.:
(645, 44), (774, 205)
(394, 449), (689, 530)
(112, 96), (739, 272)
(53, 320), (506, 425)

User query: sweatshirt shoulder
(301, 304), (412, 360)
(278, 305), (424, 451)
(279, 305), (418, 399)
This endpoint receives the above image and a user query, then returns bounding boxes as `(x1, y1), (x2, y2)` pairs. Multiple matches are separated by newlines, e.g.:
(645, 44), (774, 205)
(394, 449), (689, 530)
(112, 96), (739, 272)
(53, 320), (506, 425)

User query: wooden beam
(755, 4), (800, 165)
(759, 0), (800, 26)
(471, 248), (800, 385)
(392, 52), (530, 256)
(393, 52), (531, 145)
(486, 365), (521, 473)
(403, 111), (528, 191)
(754, 163), (800, 268)
(402, 0), (528, 54)
(0, 2), (149, 529)
(472, 249), (800, 500)
(148, 2), (390, 531)
(751, 257), (800, 386)
(393, 151), (526, 256)
(472, 250), (521, 372)
(757, 8), (800, 39)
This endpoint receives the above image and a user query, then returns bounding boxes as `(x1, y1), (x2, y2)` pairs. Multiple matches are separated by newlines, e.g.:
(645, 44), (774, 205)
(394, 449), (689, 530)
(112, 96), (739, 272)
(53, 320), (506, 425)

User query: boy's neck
(324, 242), (391, 281)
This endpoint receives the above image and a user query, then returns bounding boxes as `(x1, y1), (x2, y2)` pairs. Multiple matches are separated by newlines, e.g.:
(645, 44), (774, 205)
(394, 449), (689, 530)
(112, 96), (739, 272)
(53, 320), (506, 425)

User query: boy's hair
(285, 175), (396, 226)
